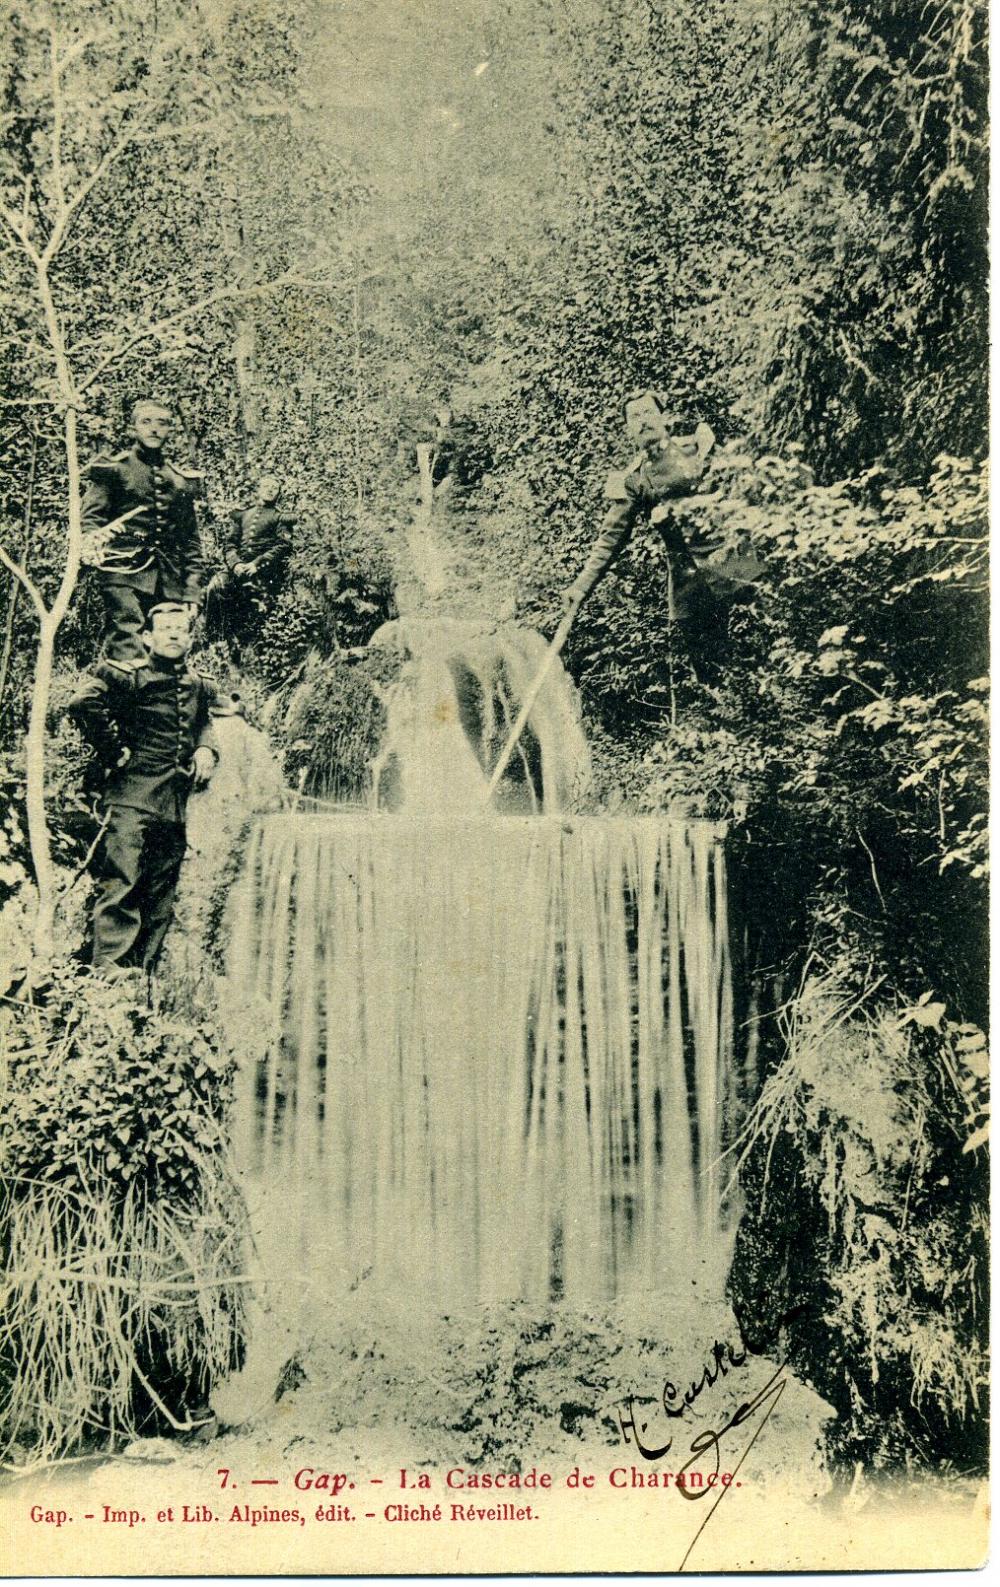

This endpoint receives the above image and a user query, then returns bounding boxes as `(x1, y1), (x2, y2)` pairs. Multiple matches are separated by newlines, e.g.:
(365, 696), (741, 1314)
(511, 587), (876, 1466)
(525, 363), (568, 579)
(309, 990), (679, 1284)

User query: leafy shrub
(0, 712), (97, 909)
(274, 649), (396, 801)
(1, 966), (248, 1466)
(0, 776), (30, 907)
(248, 581), (339, 692)
(4, 970), (236, 1195)
(247, 554), (396, 694)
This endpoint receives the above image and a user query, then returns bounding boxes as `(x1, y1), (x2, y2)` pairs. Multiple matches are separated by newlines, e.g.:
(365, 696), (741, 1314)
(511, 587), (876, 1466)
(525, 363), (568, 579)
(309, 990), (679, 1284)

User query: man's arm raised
(560, 474), (643, 619)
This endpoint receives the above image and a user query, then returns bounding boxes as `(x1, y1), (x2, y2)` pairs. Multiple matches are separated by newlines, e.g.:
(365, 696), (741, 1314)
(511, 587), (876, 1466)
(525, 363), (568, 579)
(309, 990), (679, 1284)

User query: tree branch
(78, 274), (337, 392)
(44, 112), (151, 264)
(0, 542), (47, 623)
(49, 28), (67, 217)
(55, 808), (110, 905)
(0, 427), (38, 712)
(856, 827), (887, 913)
(130, 120), (221, 146)
(54, 37), (97, 77)
(0, 202), (40, 266)
(838, 330), (879, 388)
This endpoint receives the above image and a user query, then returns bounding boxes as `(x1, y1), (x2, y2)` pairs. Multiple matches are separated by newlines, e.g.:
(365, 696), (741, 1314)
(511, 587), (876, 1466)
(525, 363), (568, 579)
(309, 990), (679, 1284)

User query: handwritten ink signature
(616, 1304), (810, 1570)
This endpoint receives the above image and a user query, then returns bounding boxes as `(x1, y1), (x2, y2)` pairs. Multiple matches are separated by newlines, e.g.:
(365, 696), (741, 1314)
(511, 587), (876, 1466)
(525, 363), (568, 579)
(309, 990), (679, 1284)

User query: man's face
(132, 403), (173, 451)
(257, 474), (282, 505)
(143, 610), (192, 660)
(624, 394), (667, 452)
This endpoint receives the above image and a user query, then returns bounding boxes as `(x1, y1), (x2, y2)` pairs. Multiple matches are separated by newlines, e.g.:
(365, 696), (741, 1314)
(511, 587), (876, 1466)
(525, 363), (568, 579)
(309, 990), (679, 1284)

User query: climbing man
(80, 397), (206, 662)
(559, 389), (757, 675)
(67, 602), (219, 975)
(204, 473), (294, 645)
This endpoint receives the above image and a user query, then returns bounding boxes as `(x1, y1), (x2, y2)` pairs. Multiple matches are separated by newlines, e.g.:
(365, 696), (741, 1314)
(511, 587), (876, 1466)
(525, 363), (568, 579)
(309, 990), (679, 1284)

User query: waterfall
(228, 808), (734, 1307)
(226, 443), (736, 1311)
(369, 618), (592, 814)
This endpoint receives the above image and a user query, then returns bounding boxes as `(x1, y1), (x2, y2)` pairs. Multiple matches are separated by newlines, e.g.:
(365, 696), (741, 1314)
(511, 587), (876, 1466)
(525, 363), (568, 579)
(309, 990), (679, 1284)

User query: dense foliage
(729, 962), (988, 1471)
(4, 967), (236, 1195)
(0, 0), (987, 1478)
(1, 967), (247, 1464)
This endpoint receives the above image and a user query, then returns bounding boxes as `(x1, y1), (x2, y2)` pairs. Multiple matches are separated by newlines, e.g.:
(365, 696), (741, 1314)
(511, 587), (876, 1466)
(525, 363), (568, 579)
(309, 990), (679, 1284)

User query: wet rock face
(215, 1288), (833, 1503)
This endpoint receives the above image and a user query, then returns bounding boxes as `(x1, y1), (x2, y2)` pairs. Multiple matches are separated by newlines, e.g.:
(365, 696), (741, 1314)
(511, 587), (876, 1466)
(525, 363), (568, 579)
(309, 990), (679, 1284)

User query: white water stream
(227, 443), (736, 1311)
(230, 812), (733, 1306)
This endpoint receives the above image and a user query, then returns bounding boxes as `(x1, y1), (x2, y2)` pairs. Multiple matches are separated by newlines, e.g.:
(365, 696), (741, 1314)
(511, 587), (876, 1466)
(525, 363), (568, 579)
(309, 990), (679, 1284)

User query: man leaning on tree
(80, 397), (206, 662)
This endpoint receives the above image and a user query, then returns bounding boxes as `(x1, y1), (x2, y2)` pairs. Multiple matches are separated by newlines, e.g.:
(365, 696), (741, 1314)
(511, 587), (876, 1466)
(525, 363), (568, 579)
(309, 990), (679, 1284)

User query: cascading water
(229, 812), (732, 1306)
(227, 440), (736, 1310)
(369, 618), (591, 814)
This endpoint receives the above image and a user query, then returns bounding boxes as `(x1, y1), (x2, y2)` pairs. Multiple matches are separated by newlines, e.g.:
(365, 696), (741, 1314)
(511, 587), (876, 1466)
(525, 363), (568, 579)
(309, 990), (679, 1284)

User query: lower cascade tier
(227, 812), (735, 1305)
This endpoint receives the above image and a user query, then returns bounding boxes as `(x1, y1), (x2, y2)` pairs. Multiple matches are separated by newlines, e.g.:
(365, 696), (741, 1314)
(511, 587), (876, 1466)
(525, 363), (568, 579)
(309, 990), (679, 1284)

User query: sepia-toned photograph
(0, 0), (988, 1575)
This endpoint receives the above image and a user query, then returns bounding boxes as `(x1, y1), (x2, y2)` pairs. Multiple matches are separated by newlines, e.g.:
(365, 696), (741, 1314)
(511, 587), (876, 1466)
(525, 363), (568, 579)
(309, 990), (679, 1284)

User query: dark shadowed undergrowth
(727, 957), (988, 1474)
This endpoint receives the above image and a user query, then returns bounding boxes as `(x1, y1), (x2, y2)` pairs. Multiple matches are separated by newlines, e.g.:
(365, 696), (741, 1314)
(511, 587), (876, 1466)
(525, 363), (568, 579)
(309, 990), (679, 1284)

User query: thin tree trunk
(0, 427), (38, 716)
(219, 198), (259, 453)
(26, 615), (58, 954)
(25, 261), (83, 954)
(234, 309), (259, 442)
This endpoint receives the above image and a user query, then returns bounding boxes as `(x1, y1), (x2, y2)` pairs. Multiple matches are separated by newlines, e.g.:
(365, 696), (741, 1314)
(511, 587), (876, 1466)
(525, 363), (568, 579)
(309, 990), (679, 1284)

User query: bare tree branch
(0, 543), (46, 624)
(0, 427), (38, 712)
(0, 203), (40, 265)
(55, 808), (110, 905)
(130, 120), (222, 146)
(43, 111), (153, 264)
(53, 37), (97, 77)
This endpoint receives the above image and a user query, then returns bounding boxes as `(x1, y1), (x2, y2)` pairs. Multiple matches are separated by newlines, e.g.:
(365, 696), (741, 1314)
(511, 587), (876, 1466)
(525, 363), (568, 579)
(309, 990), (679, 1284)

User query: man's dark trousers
(81, 442), (205, 661)
(93, 805), (188, 971)
(101, 580), (168, 667)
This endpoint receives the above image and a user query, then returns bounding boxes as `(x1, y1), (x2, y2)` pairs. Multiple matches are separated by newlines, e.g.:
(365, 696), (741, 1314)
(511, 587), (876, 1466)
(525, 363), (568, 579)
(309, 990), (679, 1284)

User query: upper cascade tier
(369, 616), (592, 815)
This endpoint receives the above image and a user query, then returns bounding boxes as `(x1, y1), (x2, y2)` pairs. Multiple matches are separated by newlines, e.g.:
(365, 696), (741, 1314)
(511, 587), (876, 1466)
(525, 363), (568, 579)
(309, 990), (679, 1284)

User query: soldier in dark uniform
(67, 602), (219, 974)
(560, 389), (760, 671)
(80, 398), (206, 662)
(204, 474), (294, 644)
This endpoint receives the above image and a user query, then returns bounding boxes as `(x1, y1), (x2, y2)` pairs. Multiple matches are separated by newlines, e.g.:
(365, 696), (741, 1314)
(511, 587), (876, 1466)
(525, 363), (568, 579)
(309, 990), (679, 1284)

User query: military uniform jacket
(68, 655), (220, 824)
(224, 505), (294, 575)
(81, 444), (205, 601)
(575, 431), (716, 598)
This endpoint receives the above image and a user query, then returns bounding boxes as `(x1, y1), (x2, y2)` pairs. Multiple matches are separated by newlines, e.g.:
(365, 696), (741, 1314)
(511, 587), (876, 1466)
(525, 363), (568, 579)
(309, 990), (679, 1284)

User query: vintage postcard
(0, 0), (989, 1576)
